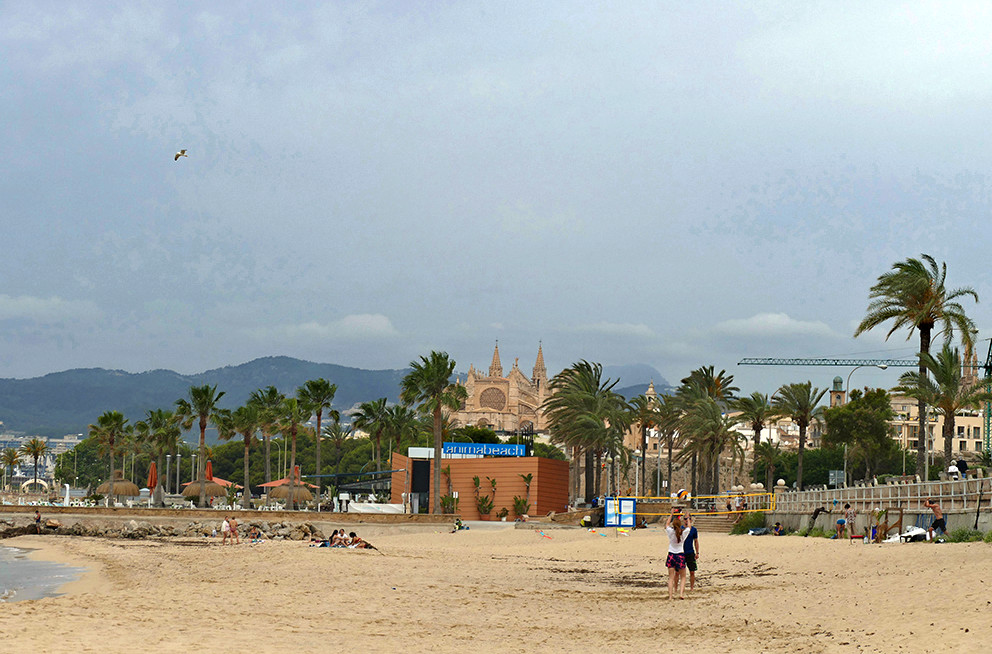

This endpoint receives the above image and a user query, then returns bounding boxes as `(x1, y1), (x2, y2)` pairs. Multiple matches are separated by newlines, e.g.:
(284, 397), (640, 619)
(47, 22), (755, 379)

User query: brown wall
(390, 453), (569, 519)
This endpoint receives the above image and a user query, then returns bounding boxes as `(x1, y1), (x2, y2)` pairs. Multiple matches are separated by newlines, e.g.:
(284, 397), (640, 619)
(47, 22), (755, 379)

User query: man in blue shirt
(682, 513), (699, 591)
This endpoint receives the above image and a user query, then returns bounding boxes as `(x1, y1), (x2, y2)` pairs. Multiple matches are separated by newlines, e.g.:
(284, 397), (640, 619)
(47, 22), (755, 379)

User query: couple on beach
(221, 516), (239, 545)
(665, 509), (699, 600)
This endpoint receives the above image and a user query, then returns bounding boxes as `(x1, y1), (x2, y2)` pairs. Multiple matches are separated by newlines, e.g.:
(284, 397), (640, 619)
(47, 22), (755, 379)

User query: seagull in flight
(174, 149), (188, 161)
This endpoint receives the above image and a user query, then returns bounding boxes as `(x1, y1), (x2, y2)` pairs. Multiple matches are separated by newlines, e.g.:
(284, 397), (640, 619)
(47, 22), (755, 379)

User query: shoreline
(5, 535), (110, 599)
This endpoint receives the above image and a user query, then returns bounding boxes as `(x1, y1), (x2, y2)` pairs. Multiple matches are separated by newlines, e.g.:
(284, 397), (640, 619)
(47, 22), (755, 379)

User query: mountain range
(0, 357), (671, 438)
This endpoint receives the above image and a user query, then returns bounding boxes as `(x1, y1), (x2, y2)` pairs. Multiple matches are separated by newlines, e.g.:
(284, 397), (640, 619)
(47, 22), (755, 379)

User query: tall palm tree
(855, 253), (978, 477)
(1, 448), (20, 491)
(732, 392), (772, 482)
(216, 404), (261, 509)
(386, 404), (419, 460)
(352, 398), (389, 472)
(674, 366), (739, 498)
(322, 419), (353, 479)
(656, 395), (682, 495)
(133, 409), (182, 507)
(753, 441), (781, 491)
(400, 351), (468, 514)
(176, 384), (226, 508)
(297, 379), (338, 500)
(277, 397), (310, 511)
(628, 394), (663, 496)
(677, 397), (745, 495)
(771, 381), (826, 491)
(20, 437), (50, 493)
(88, 410), (130, 503)
(248, 386), (285, 491)
(895, 343), (992, 465)
(542, 361), (631, 503)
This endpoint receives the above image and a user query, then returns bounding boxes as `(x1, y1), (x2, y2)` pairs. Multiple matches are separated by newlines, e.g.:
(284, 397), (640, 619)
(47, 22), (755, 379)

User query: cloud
(574, 322), (656, 338)
(246, 314), (399, 342)
(0, 295), (101, 322)
(712, 313), (837, 339)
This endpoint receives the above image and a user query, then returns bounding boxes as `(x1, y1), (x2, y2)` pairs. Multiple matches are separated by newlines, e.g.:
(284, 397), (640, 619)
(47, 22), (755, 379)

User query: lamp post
(634, 450), (641, 493)
(845, 364), (888, 485)
(190, 453), (197, 484)
(165, 454), (172, 494)
(175, 453), (181, 492)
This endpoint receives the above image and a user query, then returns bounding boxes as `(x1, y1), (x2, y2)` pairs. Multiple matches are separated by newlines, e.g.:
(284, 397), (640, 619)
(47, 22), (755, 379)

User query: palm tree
(542, 361), (631, 503)
(628, 394), (663, 496)
(674, 366), (739, 498)
(771, 382), (826, 491)
(88, 410), (130, 503)
(1, 448), (20, 491)
(656, 395), (682, 495)
(133, 409), (182, 507)
(20, 438), (50, 493)
(248, 386), (285, 491)
(732, 392), (772, 482)
(297, 379), (338, 500)
(677, 397), (745, 494)
(352, 398), (389, 472)
(322, 419), (353, 478)
(855, 253), (978, 477)
(753, 441), (781, 491)
(386, 404), (419, 460)
(277, 397), (310, 510)
(895, 342), (992, 465)
(216, 404), (261, 509)
(176, 384), (226, 508)
(400, 351), (468, 514)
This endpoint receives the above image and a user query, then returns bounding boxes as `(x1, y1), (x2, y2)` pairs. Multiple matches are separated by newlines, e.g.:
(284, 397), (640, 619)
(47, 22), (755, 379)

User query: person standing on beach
(682, 513), (699, 591)
(665, 510), (687, 600)
(923, 499), (945, 541)
(34, 510), (41, 532)
(229, 516), (239, 545)
(221, 517), (230, 545)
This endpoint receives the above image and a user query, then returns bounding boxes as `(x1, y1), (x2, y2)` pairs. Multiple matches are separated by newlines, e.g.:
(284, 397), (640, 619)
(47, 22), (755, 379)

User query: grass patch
(730, 512), (766, 535)
(947, 528), (984, 543)
(984, 530), (992, 544)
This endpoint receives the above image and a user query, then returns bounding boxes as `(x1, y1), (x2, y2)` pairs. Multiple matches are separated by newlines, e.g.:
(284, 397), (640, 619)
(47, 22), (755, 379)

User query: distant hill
(0, 356), (407, 438)
(602, 364), (673, 399)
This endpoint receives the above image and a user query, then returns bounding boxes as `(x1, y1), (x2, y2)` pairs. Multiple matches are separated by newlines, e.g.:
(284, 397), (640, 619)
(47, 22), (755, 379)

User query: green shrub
(947, 528), (983, 543)
(984, 530), (992, 544)
(730, 512), (766, 535)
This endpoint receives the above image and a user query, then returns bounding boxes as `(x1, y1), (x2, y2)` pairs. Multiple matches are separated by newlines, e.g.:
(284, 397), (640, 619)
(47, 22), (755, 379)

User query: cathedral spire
(489, 340), (503, 378)
(532, 341), (547, 384)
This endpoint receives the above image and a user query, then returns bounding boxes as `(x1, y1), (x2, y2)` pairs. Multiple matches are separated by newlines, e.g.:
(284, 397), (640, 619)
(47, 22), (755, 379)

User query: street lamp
(190, 453), (197, 484)
(633, 450), (641, 497)
(165, 454), (172, 494)
(175, 453), (181, 492)
(845, 364), (888, 484)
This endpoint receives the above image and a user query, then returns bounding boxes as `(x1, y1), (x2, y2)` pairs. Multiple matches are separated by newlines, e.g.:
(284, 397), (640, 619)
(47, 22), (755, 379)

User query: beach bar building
(390, 447), (569, 519)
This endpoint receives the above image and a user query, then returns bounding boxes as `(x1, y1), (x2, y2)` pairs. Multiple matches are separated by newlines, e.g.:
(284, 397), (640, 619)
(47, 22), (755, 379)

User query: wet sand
(0, 526), (988, 653)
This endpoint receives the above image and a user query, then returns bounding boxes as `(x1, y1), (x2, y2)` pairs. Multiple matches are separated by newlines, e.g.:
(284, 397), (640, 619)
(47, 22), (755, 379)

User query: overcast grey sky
(3, 2), (992, 395)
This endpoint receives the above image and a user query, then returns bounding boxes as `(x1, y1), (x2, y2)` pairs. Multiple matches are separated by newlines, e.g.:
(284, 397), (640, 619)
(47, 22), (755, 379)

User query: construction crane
(738, 358), (917, 367)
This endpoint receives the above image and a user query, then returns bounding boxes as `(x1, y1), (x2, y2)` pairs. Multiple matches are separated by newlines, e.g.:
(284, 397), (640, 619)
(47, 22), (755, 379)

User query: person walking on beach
(923, 499), (945, 541)
(835, 503), (855, 539)
(34, 510), (41, 533)
(682, 513), (699, 591)
(221, 517), (231, 545)
(665, 510), (687, 600)
(229, 516), (239, 545)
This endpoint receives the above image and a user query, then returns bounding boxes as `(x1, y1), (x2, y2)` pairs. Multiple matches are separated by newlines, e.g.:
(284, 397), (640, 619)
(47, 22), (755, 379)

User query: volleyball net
(603, 492), (776, 525)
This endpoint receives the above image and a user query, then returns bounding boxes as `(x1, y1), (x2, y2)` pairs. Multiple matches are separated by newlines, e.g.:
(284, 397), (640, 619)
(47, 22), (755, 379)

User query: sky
(3, 1), (992, 397)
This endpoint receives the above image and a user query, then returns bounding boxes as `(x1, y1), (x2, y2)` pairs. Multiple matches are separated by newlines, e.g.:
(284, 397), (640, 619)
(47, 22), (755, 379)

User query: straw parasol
(180, 460), (235, 498)
(267, 485), (313, 502)
(97, 470), (141, 497)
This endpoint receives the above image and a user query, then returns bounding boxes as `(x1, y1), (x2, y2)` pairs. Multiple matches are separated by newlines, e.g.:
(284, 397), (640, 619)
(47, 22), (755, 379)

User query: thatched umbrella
(268, 485), (313, 502)
(96, 471), (141, 498)
(181, 480), (227, 498)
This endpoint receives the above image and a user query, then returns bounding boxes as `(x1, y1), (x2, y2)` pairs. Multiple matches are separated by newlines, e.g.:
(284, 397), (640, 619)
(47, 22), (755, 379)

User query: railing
(771, 476), (991, 514)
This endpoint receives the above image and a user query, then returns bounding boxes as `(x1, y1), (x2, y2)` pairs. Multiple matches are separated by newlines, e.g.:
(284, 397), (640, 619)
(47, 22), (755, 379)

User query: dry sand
(0, 525), (989, 653)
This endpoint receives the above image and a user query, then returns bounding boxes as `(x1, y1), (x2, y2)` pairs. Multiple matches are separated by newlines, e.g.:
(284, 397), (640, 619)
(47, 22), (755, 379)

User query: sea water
(0, 545), (84, 602)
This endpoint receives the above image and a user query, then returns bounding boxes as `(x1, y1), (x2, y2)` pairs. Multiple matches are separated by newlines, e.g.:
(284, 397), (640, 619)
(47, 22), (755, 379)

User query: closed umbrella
(146, 461), (157, 490)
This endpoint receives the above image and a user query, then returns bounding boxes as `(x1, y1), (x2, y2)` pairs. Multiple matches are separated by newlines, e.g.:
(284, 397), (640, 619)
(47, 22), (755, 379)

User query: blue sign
(442, 442), (526, 457)
(604, 497), (637, 527)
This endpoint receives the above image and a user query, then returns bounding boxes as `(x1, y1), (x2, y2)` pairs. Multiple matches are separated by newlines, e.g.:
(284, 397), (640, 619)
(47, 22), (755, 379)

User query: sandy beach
(0, 525), (988, 653)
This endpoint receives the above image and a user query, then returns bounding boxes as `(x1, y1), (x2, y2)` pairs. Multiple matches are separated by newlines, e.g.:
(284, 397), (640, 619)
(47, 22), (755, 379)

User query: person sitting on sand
(221, 517), (231, 545)
(247, 526), (262, 542)
(229, 516), (239, 545)
(923, 498), (945, 541)
(331, 530), (348, 546)
(348, 532), (369, 549)
(773, 522), (784, 536)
